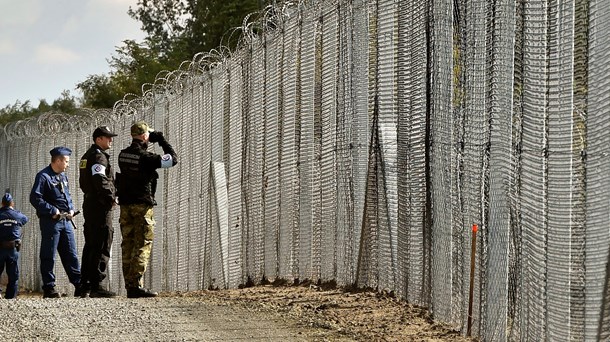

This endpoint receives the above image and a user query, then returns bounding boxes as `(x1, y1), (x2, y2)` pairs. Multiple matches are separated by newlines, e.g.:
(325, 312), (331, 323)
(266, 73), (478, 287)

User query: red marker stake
(467, 224), (478, 337)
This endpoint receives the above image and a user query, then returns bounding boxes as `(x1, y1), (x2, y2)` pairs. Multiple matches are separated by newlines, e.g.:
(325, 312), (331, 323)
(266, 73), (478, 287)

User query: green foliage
(128, 0), (189, 54)
(128, 0), (264, 58)
(79, 0), (271, 108)
(77, 75), (122, 109)
(187, 1), (262, 53)
(0, 90), (79, 126)
(77, 39), (170, 107)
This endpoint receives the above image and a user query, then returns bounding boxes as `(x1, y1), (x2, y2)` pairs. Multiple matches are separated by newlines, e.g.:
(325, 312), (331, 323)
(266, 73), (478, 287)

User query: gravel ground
(0, 296), (338, 341)
(0, 285), (473, 341)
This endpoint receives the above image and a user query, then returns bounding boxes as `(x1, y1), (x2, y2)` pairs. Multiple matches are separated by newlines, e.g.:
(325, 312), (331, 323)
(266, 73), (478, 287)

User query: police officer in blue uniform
(0, 193), (28, 299)
(30, 146), (82, 298)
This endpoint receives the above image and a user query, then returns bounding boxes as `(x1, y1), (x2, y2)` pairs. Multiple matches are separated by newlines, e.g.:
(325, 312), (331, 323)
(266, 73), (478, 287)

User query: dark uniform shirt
(0, 207), (28, 242)
(118, 139), (177, 206)
(30, 166), (74, 217)
(79, 144), (115, 210)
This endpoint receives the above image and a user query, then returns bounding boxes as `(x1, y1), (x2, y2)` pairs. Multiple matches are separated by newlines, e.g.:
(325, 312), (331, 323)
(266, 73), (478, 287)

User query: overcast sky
(0, 0), (146, 108)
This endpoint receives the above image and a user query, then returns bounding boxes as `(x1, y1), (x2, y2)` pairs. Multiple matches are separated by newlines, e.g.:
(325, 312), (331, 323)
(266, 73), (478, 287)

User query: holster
(0, 240), (17, 250)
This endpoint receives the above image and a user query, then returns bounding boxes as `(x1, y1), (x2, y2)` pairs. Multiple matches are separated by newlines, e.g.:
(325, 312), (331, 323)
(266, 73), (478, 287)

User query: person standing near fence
(78, 126), (119, 298)
(30, 146), (83, 298)
(0, 192), (28, 299)
(117, 121), (178, 298)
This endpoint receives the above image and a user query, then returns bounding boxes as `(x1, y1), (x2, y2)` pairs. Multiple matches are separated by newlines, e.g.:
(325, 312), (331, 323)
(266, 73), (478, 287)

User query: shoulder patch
(79, 159), (87, 169)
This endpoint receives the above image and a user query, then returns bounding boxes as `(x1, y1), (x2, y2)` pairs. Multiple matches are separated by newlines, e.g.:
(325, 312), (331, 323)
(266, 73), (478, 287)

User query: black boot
(76, 283), (90, 298)
(73, 283), (87, 298)
(90, 284), (117, 298)
(43, 287), (60, 298)
(126, 287), (158, 298)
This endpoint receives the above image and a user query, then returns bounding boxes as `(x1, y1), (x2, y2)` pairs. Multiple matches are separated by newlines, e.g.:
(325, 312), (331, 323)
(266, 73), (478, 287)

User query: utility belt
(0, 240), (20, 251)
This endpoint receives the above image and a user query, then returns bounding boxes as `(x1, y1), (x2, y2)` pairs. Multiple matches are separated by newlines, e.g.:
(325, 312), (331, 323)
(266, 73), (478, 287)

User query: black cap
(93, 126), (118, 139)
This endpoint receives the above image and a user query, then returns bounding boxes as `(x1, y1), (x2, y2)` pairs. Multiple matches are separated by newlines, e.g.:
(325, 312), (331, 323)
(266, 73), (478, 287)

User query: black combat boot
(77, 283), (91, 298)
(90, 284), (117, 298)
(43, 287), (60, 298)
(73, 283), (87, 298)
(126, 287), (158, 298)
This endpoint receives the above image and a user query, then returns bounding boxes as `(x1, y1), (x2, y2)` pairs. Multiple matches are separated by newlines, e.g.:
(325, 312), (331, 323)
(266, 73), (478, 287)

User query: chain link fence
(0, 0), (608, 340)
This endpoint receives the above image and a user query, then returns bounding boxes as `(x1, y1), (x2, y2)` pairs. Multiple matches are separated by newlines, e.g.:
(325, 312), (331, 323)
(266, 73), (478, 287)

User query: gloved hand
(149, 131), (164, 143)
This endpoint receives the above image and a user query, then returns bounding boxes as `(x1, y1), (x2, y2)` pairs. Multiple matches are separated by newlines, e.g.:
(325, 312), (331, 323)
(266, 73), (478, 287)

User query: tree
(78, 74), (120, 109)
(78, 40), (169, 107)
(128, 0), (268, 63)
(79, 0), (271, 109)
(0, 91), (79, 125)
(51, 90), (79, 113)
(182, 1), (262, 54)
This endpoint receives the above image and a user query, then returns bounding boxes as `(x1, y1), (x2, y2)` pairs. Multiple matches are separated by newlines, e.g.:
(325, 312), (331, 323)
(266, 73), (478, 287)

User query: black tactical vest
(118, 141), (159, 205)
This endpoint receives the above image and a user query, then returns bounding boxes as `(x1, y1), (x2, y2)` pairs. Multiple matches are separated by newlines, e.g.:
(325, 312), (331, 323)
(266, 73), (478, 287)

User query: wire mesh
(482, 0), (516, 339)
(546, 1), (582, 340)
(335, 0), (356, 287)
(298, 6), (317, 281)
(247, 37), (265, 283)
(227, 54), (245, 289)
(376, 0), (398, 294)
(263, 29), (281, 281)
(278, 13), (299, 281)
(429, 0), (455, 324)
(587, 0), (610, 341)
(320, 2), (339, 282)
(520, 0), (550, 339)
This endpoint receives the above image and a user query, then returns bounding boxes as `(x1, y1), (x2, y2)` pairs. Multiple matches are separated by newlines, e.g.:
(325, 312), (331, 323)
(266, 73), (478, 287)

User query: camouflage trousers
(119, 204), (155, 289)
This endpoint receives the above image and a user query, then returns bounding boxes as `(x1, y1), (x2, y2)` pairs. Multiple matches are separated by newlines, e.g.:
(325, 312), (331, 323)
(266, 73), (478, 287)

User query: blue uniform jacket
(0, 207), (28, 241)
(30, 165), (75, 218)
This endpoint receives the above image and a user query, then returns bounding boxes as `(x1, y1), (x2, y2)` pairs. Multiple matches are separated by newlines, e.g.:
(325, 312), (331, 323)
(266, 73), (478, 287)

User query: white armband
(91, 164), (106, 176)
(160, 154), (173, 168)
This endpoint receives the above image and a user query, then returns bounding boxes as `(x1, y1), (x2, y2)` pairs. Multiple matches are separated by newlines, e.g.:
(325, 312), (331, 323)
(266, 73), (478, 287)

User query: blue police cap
(2, 193), (12, 204)
(49, 146), (72, 157)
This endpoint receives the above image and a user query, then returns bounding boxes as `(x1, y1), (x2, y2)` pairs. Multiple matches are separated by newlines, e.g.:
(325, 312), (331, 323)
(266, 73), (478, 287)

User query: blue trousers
(0, 247), (18, 299)
(39, 218), (81, 288)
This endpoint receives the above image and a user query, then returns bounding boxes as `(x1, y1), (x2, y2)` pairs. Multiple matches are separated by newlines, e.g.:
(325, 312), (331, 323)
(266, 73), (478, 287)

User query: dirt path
(193, 285), (472, 341)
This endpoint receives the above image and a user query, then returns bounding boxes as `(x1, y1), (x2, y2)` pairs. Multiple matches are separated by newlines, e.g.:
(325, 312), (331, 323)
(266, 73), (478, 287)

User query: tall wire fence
(1, 0), (609, 340)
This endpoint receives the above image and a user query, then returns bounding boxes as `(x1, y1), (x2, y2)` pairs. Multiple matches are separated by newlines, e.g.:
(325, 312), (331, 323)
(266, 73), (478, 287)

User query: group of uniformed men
(0, 121), (177, 299)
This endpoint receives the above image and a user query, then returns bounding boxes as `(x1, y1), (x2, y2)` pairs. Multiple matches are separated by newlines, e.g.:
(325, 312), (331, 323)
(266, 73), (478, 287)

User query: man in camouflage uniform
(78, 126), (118, 298)
(117, 121), (177, 298)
